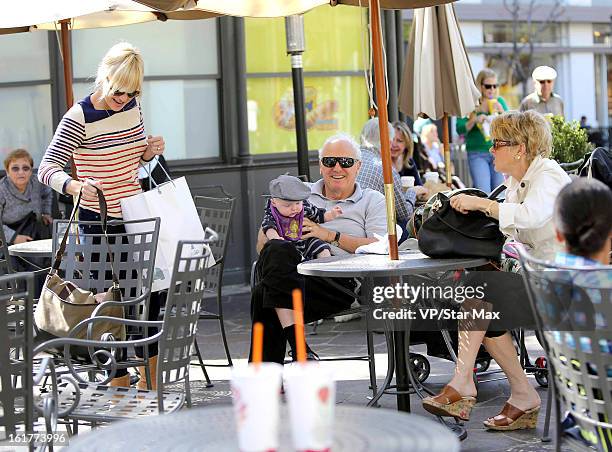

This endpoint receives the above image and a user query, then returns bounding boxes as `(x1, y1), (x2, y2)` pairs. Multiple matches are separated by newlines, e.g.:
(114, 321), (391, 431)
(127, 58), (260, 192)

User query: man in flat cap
(261, 174), (342, 261)
(520, 65), (564, 116)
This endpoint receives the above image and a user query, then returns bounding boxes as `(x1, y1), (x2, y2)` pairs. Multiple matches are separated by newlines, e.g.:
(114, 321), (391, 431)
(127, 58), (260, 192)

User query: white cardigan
(498, 156), (571, 260)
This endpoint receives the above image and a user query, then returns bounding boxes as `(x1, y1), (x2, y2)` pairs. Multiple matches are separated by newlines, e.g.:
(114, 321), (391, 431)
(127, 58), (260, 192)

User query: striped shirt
(38, 95), (148, 217)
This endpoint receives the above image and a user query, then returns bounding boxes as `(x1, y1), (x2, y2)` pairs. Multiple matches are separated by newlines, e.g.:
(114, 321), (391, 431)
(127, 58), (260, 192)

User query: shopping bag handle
(142, 156), (173, 191)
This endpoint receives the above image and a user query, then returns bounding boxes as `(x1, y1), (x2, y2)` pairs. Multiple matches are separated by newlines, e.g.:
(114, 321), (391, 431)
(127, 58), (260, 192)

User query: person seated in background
(251, 133), (387, 364)
(357, 118), (416, 225)
(391, 121), (429, 201)
(261, 174), (342, 260)
(419, 123), (445, 169)
(1, 149), (53, 246)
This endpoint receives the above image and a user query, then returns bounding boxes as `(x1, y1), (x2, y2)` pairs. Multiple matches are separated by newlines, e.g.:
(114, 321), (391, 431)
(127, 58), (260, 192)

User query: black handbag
(417, 187), (506, 259)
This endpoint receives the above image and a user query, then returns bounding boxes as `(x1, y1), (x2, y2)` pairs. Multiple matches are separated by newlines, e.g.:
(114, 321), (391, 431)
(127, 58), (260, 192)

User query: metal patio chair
(519, 249), (612, 451)
(192, 192), (235, 382)
(1, 272), (60, 451)
(0, 225), (13, 275)
(45, 217), (160, 384)
(34, 238), (216, 426)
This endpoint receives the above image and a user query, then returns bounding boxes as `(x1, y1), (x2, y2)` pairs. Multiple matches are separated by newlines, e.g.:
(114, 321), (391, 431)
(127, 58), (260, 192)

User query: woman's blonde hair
(4, 148), (33, 171)
(475, 68), (498, 89)
(95, 42), (144, 98)
(491, 110), (552, 162)
(392, 121), (414, 159)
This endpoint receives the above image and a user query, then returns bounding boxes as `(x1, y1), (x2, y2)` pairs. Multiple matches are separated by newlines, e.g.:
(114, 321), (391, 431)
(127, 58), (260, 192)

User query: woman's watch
(330, 231), (341, 247)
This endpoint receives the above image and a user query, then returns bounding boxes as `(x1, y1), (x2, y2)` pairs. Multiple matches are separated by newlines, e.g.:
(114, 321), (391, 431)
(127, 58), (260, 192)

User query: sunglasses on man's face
(320, 156), (357, 168)
(482, 83), (498, 90)
(113, 89), (140, 98)
(10, 165), (32, 172)
(492, 139), (518, 150)
(538, 80), (553, 85)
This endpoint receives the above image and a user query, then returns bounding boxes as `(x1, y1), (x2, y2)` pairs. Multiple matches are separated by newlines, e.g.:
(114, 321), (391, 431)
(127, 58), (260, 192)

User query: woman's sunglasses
(482, 83), (498, 90)
(492, 139), (518, 150)
(113, 89), (140, 98)
(320, 156), (357, 168)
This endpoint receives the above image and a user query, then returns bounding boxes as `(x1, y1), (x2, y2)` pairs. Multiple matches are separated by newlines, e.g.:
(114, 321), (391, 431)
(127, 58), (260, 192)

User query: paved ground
(187, 285), (563, 452)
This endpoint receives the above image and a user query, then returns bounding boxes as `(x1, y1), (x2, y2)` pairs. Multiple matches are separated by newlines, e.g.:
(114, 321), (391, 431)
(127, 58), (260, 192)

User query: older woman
(457, 68), (508, 193)
(38, 42), (165, 389)
(423, 110), (571, 431)
(252, 133), (387, 363)
(1, 149), (53, 246)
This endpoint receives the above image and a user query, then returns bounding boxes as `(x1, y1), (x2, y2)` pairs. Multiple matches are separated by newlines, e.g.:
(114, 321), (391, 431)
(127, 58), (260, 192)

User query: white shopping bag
(121, 176), (215, 292)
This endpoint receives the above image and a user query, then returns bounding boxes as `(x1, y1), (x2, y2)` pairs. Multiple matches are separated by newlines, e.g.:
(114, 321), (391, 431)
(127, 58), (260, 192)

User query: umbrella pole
(442, 113), (452, 188)
(60, 19), (78, 182)
(370, 0), (398, 260)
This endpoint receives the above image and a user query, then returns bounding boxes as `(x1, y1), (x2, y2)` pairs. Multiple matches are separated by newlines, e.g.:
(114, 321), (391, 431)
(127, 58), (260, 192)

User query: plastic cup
(401, 176), (415, 192)
(424, 172), (440, 184)
(284, 362), (336, 452)
(231, 363), (283, 452)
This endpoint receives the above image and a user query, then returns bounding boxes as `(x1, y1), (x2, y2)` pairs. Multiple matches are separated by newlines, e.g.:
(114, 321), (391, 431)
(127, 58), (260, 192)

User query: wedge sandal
(483, 402), (540, 431)
(422, 385), (477, 421)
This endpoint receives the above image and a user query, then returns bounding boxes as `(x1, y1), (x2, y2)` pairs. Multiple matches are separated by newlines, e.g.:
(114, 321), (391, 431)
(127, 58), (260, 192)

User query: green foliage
(549, 115), (594, 164)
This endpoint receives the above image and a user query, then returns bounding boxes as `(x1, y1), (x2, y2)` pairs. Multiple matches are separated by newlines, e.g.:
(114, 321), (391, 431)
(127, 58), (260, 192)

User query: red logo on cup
(318, 386), (329, 403)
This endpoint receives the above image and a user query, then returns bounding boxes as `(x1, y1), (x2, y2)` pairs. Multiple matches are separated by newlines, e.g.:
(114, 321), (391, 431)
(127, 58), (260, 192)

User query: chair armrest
(91, 290), (151, 317)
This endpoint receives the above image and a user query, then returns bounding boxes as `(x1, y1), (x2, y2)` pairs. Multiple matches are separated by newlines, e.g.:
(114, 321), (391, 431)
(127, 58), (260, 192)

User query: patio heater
(285, 14), (310, 181)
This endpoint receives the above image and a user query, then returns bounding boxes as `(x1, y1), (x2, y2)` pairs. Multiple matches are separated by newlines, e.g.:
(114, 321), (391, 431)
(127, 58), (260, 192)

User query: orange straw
(252, 322), (264, 364)
(292, 289), (307, 363)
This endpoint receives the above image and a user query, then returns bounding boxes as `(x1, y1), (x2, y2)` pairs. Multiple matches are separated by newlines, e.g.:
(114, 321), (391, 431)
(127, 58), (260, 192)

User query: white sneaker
(334, 300), (362, 323)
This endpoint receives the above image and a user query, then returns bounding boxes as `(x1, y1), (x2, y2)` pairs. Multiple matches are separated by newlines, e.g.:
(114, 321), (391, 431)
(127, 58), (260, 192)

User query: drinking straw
(252, 322), (263, 364)
(292, 289), (307, 363)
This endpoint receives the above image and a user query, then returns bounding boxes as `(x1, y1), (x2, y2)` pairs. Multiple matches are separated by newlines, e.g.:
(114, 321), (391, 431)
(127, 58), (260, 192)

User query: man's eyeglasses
(113, 89), (140, 98)
(538, 80), (553, 85)
(482, 83), (498, 90)
(320, 157), (357, 168)
(9, 165), (32, 172)
(492, 139), (518, 150)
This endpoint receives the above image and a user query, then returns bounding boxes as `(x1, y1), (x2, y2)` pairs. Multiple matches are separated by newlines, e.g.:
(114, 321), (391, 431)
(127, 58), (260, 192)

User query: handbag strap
(52, 188), (120, 287)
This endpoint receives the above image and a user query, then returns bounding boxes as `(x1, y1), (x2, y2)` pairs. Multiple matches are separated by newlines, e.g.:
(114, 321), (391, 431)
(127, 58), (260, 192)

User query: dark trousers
(249, 240), (355, 364)
(79, 208), (161, 376)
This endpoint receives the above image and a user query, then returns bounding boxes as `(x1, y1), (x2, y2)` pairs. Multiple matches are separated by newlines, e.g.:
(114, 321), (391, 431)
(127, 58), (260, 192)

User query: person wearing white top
(422, 111), (571, 431)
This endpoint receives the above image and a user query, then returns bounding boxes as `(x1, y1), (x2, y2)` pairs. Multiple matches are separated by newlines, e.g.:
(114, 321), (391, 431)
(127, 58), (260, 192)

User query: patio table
(297, 251), (487, 415)
(65, 405), (460, 451)
(8, 238), (53, 259)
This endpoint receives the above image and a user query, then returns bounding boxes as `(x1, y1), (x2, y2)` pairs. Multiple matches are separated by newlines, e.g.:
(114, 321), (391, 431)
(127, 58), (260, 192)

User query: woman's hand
(143, 135), (166, 161)
(450, 194), (486, 214)
(42, 214), (53, 225)
(13, 234), (33, 244)
(80, 178), (102, 199)
(493, 101), (504, 113)
(414, 185), (429, 201)
(301, 218), (332, 242)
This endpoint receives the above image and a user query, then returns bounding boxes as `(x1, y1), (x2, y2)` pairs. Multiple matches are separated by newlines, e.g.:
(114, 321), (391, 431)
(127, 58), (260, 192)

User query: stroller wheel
(535, 356), (548, 387)
(408, 353), (431, 383)
(475, 358), (491, 373)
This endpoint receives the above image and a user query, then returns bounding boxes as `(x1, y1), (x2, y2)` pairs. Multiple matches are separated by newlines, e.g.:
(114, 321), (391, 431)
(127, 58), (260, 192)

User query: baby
(261, 175), (342, 260)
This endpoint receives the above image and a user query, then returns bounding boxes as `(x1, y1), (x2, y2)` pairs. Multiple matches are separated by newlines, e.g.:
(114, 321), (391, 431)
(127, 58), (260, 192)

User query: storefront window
(245, 6), (369, 154)
(483, 21), (560, 45)
(593, 23), (612, 45)
(0, 32), (52, 164)
(72, 20), (220, 160)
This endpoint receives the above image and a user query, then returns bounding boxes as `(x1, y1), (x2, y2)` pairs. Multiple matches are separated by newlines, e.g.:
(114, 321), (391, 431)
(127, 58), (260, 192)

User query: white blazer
(498, 155), (571, 260)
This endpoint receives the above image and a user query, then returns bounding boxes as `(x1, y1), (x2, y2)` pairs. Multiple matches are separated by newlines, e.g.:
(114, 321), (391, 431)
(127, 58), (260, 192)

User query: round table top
(298, 250), (488, 278)
(7, 238), (53, 258)
(66, 405), (459, 452)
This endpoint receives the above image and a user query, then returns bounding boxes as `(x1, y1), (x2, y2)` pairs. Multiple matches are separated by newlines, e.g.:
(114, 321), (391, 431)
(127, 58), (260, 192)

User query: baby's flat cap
(267, 174), (311, 201)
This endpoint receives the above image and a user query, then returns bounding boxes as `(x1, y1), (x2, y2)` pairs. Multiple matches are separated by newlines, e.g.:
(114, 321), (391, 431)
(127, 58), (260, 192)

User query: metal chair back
(519, 249), (612, 448)
(194, 195), (234, 264)
(0, 272), (34, 439)
(52, 218), (160, 322)
(157, 238), (216, 409)
(0, 226), (12, 275)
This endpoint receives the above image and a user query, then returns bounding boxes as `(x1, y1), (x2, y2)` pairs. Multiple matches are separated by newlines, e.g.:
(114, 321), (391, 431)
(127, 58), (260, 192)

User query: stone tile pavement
(187, 286), (567, 452)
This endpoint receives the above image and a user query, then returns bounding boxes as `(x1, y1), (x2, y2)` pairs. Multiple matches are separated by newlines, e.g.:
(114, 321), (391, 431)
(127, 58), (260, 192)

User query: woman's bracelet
(484, 200), (496, 217)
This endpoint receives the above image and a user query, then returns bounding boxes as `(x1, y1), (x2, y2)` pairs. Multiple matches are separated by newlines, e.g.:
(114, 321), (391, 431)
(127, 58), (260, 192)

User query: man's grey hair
(318, 133), (362, 160)
(360, 118), (393, 151)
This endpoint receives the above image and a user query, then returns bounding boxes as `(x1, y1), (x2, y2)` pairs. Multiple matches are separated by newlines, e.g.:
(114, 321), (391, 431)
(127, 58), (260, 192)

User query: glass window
(483, 22), (560, 45)
(593, 23), (611, 45)
(71, 19), (221, 161)
(0, 85), (53, 165)
(485, 53), (558, 109)
(0, 31), (50, 83)
(245, 5), (369, 154)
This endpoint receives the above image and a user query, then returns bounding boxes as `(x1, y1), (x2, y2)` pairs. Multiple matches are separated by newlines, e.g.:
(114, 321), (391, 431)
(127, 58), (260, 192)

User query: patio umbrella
(189, 0), (454, 260)
(398, 3), (480, 188)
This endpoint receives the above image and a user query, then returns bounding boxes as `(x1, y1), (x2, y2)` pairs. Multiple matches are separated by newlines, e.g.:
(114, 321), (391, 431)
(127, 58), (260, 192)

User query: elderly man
(357, 118), (416, 225)
(519, 65), (564, 117)
(251, 133), (387, 363)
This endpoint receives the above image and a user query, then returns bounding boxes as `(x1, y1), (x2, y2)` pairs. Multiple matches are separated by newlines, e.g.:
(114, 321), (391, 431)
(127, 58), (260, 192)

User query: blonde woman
(456, 68), (508, 193)
(423, 111), (571, 431)
(391, 121), (428, 200)
(39, 42), (165, 389)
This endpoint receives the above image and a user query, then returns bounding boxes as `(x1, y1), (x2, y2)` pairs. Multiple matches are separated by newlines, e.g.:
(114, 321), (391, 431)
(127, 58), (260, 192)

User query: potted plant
(549, 115), (594, 168)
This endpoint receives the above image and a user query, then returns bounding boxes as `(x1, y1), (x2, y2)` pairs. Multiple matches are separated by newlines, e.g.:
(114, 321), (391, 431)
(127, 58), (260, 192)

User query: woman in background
(391, 121), (428, 201)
